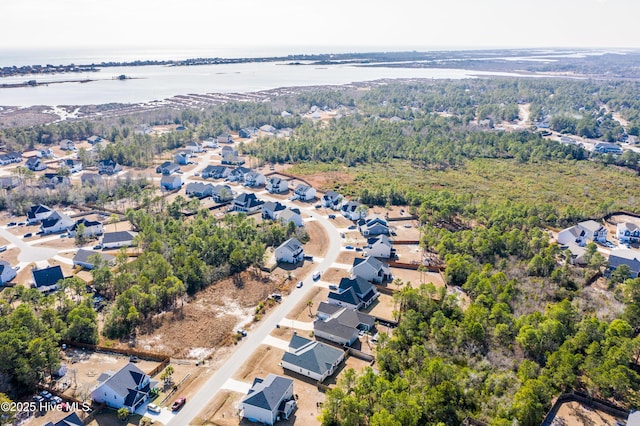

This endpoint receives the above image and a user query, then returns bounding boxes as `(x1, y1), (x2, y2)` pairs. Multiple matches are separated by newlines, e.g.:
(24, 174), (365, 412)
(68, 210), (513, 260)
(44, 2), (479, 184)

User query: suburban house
(174, 151), (190, 165)
(73, 249), (115, 270)
(277, 128), (294, 138)
(185, 141), (203, 153)
(292, 184), (316, 202)
(233, 193), (264, 213)
(358, 215), (389, 237)
(186, 182), (214, 198)
(91, 363), (157, 413)
(98, 159), (122, 175)
(280, 335), (345, 382)
(279, 208), (303, 227)
(365, 235), (395, 259)
(341, 201), (367, 221)
(557, 225), (587, 247)
(160, 175), (182, 191)
(229, 166), (251, 182)
(0, 260), (17, 285)
(60, 139), (76, 151)
(203, 137), (218, 148)
(0, 151), (22, 165)
(314, 302), (376, 346)
(266, 177), (289, 194)
(44, 412), (84, 426)
(244, 171), (266, 188)
(275, 238), (304, 264)
(608, 249), (640, 278)
(563, 243), (588, 266)
(240, 374), (296, 425)
(259, 125), (276, 134)
(27, 204), (53, 224)
(0, 176), (20, 189)
(220, 146), (238, 158)
(328, 276), (380, 310)
(40, 211), (74, 235)
(617, 222), (640, 244)
(216, 133), (233, 144)
(60, 159), (83, 173)
(156, 161), (180, 175)
(239, 127), (258, 138)
(211, 185), (234, 203)
(87, 135), (103, 145)
(202, 165), (231, 179)
(81, 173), (104, 187)
(69, 218), (104, 237)
(32, 265), (64, 293)
(594, 142), (623, 154)
(221, 155), (246, 166)
(321, 191), (342, 209)
(350, 256), (392, 284)
(578, 220), (608, 243)
(26, 157), (47, 171)
(42, 173), (71, 189)
(101, 231), (137, 249)
(262, 201), (287, 220)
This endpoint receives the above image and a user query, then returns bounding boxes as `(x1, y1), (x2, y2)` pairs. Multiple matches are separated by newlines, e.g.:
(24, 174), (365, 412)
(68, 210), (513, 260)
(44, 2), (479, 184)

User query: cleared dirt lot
(391, 268), (445, 288)
(363, 293), (397, 322)
(286, 286), (328, 322)
(552, 400), (623, 425)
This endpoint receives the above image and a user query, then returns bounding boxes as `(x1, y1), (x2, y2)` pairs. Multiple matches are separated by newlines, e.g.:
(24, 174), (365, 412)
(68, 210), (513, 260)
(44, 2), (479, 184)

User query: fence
(344, 347), (375, 364)
(60, 340), (170, 364)
(387, 261), (444, 272)
(541, 391), (629, 426)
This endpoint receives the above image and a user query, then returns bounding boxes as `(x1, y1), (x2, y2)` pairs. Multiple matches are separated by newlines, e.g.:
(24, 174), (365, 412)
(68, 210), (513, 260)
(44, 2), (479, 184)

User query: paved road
(0, 226), (58, 262)
(168, 205), (342, 425)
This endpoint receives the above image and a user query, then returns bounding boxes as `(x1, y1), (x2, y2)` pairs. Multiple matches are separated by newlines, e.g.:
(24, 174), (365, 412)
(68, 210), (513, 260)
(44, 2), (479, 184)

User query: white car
(147, 403), (161, 413)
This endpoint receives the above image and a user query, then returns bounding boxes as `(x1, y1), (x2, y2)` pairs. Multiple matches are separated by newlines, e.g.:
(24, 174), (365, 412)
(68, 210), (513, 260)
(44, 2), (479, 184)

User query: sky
(2, 0), (640, 55)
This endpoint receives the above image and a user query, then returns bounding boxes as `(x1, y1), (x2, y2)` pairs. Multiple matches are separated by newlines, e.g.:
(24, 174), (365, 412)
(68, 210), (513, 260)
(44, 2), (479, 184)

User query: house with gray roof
(557, 225), (587, 247)
(321, 190), (342, 209)
(0, 176), (20, 189)
(240, 374), (296, 425)
(216, 133), (233, 144)
(186, 182), (214, 198)
(60, 158), (83, 173)
(0, 260), (17, 285)
(73, 249), (115, 270)
(211, 185), (234, 203)
(81, 173), (104, 187)
(350, 256), (392, 284)
(221, 154), (245, 166)
(44, 412), (84, 426)
(280, 335), (345, 382)
(341, 201), (367, 221)
(262, 201), (286, 220)
(244, 170), (266, 188)
(279, 208), (303, 227)
(91, 363), (157, 413)
(26, 157), (47, 171)
(202, 165), (230, 179)
(365, 234), (394, 259)
(315, 302), (376, 346)
(328, 276), (379, 310)
(577, 220), (608, 243)
(228, 166), (251, 182)
(617, 222), (640, 244)
(101, 231), (136, 249)
(608, 249), (640, 278)
(156, 161), (180, 175)
(97, 159), (122, 175)
(275, 238), (304, 264)
(266, 177), (289, 194)
(40, 211), (74, 235)
(293, 184), (316, 201)
(358, 215), (389, 237)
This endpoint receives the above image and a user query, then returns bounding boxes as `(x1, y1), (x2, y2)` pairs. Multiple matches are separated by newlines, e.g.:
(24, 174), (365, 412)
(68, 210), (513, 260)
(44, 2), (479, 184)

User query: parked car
(348, 225), (357, 230)
(312, 271), (321, 280)
(0, 245), (6, 252)
(40, 390), (52, 400)
(93, 244), (102, 250)
(129, 356), (140, 363)
(171, 397), (186, 411)
(296, 281), (303, 288)
(17, 222), (26, 226)
(7, 222), (16, 227)
(345, 245), (354, 250)
(23, 233), (32, 238)
(328, 214), (336, 219)
(315, 204), (322, 209)
(237, 329), (247, 337)
(329, 285), (338, 290)
(355, 247), (363, 252)
(51, 396), (63, 404)
(147, 403), (161, 413)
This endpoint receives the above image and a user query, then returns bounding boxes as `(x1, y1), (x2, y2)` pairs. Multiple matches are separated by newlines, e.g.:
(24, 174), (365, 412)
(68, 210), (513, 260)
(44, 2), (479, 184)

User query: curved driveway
(0, 226), (58, 262)
(168, 198), (343, 426)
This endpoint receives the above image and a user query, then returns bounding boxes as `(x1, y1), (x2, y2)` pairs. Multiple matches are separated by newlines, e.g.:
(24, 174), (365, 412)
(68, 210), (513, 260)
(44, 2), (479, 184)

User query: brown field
(320, 267), (349, 284)
(393, 243), (423, 263)
(286, 286), (328, 322)
(552, 400), (623, 426)
(391, 268), (445, 288)
(336, 251), (359, 265)
(363, 293), (397, 322)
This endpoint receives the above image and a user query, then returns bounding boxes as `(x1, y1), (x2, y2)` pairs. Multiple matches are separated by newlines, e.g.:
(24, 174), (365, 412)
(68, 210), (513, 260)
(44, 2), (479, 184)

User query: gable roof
(277, 238), (303, 253)
(578, 220), (605, 234)
(33, 265), (64, 289)
(73, 249), (115, 266)
(27, 204), (52, 219)
(102, 231), (136, 244)
(368, 234), (393, 247)
(41, 211), (72, 230)
(322, 190), (340, 202)
(282, 335), (344, 376)
(609, 249), (640, 276)
(43, 412), (84, 426)
(95, 362), (152, 407)
(327, 286), (360, 307)
(242, 374), (293, 412)
(263, 201), (286, 213)
(72, 218), (102, 231)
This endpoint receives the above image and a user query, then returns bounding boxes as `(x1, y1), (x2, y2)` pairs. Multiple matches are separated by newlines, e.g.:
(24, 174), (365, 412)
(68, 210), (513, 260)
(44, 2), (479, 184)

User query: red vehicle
(171, 397), (186, 411)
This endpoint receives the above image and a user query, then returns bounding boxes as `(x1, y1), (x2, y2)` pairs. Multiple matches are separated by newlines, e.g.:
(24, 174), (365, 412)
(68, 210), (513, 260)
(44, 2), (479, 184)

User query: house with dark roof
(98, 159), (122, 175)
(239, 127), (258, 139)
(44, 412), (84, 426)
(365, 234), (394, 259)
(69, 218), (104, 237)
(202, 165), (230, 179)
(350, 256), (392, 284)
(321, 191), (342, 209)
(101, 231), (136, 249)
(185, 141), (202, 153)
(233, 193), (264, 213)
(608, 249), (640, 278)
(216, 133), (233, 144)
(40, 211), (74, 235)
(617, 222), (640, 244)
(244, 171), (266, 188)
(314, 302), (376, 346)
(32, 265), (64, 293)
(156, 161), (180, 175)
(328, 277), (380, 310)
(228, 166), (251, 182)
(0, 260), (17, 285)
(341, 201), (367, 221)
(594, 141), (623, 154)
(0, 151), (22, 165)
(292, 184), (316, 201)
(87, 135), (103, 145)
(60, 158), (83, 173)
(26, 157), (47, 171)
(266, 177), (289, 194)
(186, 182), (214, 198)
(275, 238), (304, 264)
(27, 204), (53, 224)
(73, 249), (115, 270)
(358, 215), (389, 237)
(280, 335), (345, 382)
(42, 173), (71, 189)
(221, 155), (246, 166)
(160, 175), (182, 191)
(240, 374), (296, 425)
(81, 173), (104, 187)
(262, 201), (287, 220)
(91, 363), (157, 413)
(211, 185), (234, 203)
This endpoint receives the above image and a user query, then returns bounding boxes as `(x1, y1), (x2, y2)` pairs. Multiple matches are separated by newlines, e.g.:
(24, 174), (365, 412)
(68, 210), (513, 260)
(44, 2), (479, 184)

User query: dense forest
(1, 76), (640, 424)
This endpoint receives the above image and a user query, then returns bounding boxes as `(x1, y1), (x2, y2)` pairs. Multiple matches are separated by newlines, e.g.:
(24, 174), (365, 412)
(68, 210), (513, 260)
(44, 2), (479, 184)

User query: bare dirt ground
(303, 220), (328, 258)
(336, 251), (359, 265)
(363, 293), (397, 322)
(321, 267), (349, 284)
(394, 243), (423, 263)
(287, 286), (328, 323)
(391, 268), (445, 288)
(552, 400), (623, 425)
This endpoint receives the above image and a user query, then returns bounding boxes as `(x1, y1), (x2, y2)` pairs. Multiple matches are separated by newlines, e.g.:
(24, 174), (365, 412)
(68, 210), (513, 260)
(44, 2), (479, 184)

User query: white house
(365, 235), (394, 259)
(0, 261), (17, 285)
(577, 220), (608, 243)
(341, 201), (367, 221)
(69, 218), (104, 238)
(244, 171), (266, 188)
(228, 166), (251, 182)
(60, 139), (76, 151)
(185, 141), (203, 153)
(280, 335), (345, 382)
(160, 175), (182, 191)
(27, 204), (53, 224)
(174, 151), (190, 165)
(279, 208), (303, 227)
(266, 177), (289, 194)
(216, 133), (233, 144)
(40, 211), (74, 235)
(350, 256), (392, 284)
(32, 265), (64, 293)
(608, 249), (640, 278)
(275, 238), (304, 264)
(101, 231), (136, 249)
(329, 276), (380, 309)
(220, 146), (238, 158)
(293, 184), (316, 201)
(557, 225), (587, 247)
(61, 159), (83, 173)
(186, 182), (214, 198)
(358, 215), (389, 237)
(73, 249), (115, 270)
(202, 165), (230, 179)
(97, 159), (122, 175)
(211, 185), (234, 203)
(240, 374), (296, 425)
(321, 191), (342, 209)
(233, 193), (264, 213)
(617, 222), (640, 244)
(91, 363), (156, 413)
(26, 157), (47, 171)
(262, 201), (286, 220)
(314, 302), (376, 346)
